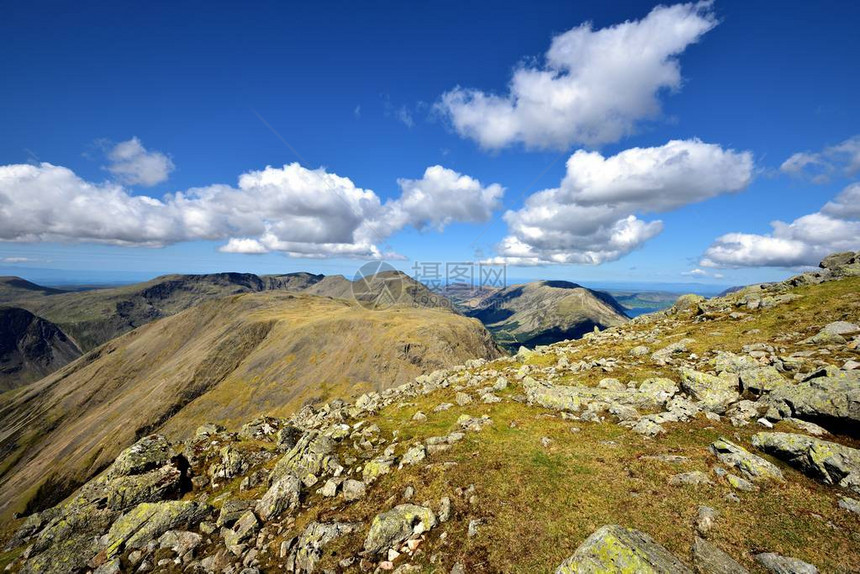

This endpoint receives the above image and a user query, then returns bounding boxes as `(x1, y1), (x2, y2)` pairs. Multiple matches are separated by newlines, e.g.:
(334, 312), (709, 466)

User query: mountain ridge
(2, 252), (858, 573)
(0, 290), (501, 521)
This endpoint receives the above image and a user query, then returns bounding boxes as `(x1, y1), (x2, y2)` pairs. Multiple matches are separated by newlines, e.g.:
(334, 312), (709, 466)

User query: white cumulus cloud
(489, 139), (754, 265)
(701, 185), (860, 268)
(438, 2), (717, 150)
(780, 135), (860, 183)
(681, 268), (723, 279)
(104, 137), (175, 186)
(386, 166), (504, 232)
(0, 161), (503, 260)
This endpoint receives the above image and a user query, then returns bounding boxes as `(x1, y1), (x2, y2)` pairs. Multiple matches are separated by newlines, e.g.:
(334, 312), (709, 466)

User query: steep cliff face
(0, 307), (81, 391)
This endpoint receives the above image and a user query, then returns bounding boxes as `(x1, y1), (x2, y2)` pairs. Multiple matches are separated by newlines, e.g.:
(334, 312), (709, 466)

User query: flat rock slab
(555, 524), (692, 573)
(710, 438), (784, 483)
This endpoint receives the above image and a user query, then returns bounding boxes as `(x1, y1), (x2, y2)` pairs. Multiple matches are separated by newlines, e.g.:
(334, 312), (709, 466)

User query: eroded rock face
(709, 438), (784, 483)
(752, 432), (860, 493)
(555, 524), (692, 573)
(364, 504), (436, 554)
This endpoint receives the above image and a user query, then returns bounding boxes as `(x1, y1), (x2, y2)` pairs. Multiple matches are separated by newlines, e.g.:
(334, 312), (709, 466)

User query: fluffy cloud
(438, 2), (717, 150)
(387, 166), (504, 232)
(490, 139), (753, 265)
(781, 135), (860, 183)
(701, 185), (860, 268)
(821, 182), (860, 220)
(682, 268), (723, 279)
(0, 162), (503, 259)
(104, 137), (175, 186)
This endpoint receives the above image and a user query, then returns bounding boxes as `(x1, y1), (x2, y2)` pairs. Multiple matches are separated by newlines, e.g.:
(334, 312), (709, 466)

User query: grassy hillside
(0, 291), (500, 521)
(3, 259), (858, 574)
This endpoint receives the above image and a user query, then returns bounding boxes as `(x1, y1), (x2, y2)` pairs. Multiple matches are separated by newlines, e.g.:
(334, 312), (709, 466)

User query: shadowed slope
(0, 307), (82, 391)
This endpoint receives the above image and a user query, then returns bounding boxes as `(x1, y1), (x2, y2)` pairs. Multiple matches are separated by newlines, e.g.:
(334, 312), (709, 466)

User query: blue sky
(1, 0), (859, 288)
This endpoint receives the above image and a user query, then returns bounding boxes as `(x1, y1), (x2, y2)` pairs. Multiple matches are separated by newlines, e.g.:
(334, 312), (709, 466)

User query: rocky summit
(1, 252), (859, 573)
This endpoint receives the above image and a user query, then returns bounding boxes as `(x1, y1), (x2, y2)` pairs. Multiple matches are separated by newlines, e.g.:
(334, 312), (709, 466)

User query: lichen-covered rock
(364, 504), (437, 554)
(632, 418), (666, 437)
(765, 371), (860, 426)
(106, 435), (174, 479)
(555, 524), (692, 573)
(710, 438), (784, 482)
(222, 509), (259, 546)
(342, 479), (366, 501)
(271, 431), (338, 485)
(652, 338), (695, 364)
(638, 378), (680, 408)
(524, 377), (677, 415)
(751, 432), (860, 493)
(256, 472), (302, 520)
(691, 537), (749, 574)
(680, 369), (740, 414)
(102, 500), (210, 557)
(363, 456), (395, 483)
(158, 529), (202, 556)
(216, 499), (254, 527)
(21, 509), (115, 574)
(673, 295), (706, 313)
(714, 352), (760, 374)
(739, 367), (786, 394)
(400, 445), (426, 467)
(288, 521), (360, 573)
(102, 464), (185, 511)
(755, 552), (818, 574)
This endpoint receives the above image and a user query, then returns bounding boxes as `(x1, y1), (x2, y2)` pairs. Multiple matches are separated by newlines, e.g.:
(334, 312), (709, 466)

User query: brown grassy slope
(0, 291), (501, 520)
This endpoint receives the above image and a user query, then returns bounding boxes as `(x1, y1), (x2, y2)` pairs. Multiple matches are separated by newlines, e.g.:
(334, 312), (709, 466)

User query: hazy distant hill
(462, 280), (629, 350)
(0, 290), (500, 519)
(0, 307), (82, 391)
(0, 276), (67, 304)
